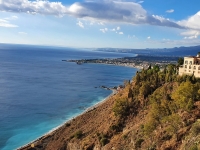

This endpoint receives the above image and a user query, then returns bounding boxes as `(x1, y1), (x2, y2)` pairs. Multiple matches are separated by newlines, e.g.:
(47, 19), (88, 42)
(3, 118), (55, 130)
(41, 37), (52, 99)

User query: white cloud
(0, 0), (184, 29)
(159, 38), (200, 47)
(119, 32), (123, 35)
(98, 22), (104, 25)
(178, 11), (200, 30)
(11, 15), (18, 20)
(111, 26), (120, 31)
(138, 1), (144, 4)
(128, 35), (136, 39)
(100, 28), (108, 33)
(178, 11), (200, 40)
(0, 19), (18, 27)
(184, 35), (198, 40)
(182, 30), (199, 39)
(149, 15), (183, 28)
(0, 0), (67, 17)
(18, 32), (27, 35)
(181, 30), (199, 36)
(147, 36), (151, 39)
(67, 1), (184, 29)
(76, 21), (84, 28)
(166, 9), (174, 13)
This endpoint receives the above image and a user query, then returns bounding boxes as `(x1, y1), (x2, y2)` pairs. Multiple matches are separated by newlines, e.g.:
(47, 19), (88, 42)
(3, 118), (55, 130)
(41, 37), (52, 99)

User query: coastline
(65, 54), (179, 70)
(18, 89), (117, 150)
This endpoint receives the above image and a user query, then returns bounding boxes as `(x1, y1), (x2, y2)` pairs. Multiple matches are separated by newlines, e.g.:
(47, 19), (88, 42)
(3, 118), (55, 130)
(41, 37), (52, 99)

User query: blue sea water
(0, 44), (138, 150)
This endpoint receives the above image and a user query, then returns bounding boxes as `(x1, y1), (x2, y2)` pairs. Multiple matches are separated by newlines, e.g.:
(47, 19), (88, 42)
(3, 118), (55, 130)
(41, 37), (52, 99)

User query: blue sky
(0, 0), (200, 49)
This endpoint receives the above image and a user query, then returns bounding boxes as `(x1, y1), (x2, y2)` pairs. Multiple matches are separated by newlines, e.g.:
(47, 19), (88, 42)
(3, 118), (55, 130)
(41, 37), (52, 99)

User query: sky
(0, 0), (200, 49)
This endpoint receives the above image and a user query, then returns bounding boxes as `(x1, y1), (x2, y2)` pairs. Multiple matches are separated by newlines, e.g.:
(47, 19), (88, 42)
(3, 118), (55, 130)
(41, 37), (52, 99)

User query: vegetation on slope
(112, 63), (200, 149)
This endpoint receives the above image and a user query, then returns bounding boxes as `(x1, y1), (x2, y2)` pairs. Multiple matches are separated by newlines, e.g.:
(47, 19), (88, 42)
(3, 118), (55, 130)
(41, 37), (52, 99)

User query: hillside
(21, 64), (200, 150)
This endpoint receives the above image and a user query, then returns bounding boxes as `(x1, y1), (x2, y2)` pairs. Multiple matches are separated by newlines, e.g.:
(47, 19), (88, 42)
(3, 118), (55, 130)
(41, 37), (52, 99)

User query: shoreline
(65, 54), (179, 70)
(17, 89), (117, 150)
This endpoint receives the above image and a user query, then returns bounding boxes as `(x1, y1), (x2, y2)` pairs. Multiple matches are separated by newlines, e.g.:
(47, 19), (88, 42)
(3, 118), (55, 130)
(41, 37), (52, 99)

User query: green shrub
(189, 144), (198, 150)
(123, 134), (128, 139)
(74, 130), (83, 139)
(113, 98), (129, 117)
(97, 133), (109, 146)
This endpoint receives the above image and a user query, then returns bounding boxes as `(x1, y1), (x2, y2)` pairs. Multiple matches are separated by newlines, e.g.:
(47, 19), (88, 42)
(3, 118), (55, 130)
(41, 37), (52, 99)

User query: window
(189, 66), (191, 69)
(194, 66), (196, 70)
(198, 66), (200, 70)
(189, 61), (192, 65)
(189, 70), (191, 72)
(185, 65), (187, 68)
(185, 60), (188, 64)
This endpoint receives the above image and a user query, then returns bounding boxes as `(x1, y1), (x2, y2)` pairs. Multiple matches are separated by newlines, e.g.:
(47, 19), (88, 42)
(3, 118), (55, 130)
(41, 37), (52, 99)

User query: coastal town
(63, 55), (179, 69)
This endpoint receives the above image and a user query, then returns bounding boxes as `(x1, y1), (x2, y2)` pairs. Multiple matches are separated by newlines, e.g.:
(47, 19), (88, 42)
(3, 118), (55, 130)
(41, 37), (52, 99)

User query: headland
(63, 54), (179, 69)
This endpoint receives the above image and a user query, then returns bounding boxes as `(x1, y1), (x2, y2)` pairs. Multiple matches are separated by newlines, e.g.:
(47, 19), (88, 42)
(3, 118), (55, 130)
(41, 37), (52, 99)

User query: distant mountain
(95, 45), (200, 57)
(1, 43), (200, 57)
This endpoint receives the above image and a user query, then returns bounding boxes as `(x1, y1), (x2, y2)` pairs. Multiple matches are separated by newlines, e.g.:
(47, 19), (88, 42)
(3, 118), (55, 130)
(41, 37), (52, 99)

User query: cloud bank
(178, 11), (200, 30)
(0, 0), (67, 16)
(68, 1), (184, 29)
(0, 0), (196, 29)
(178, 11), (200, 39)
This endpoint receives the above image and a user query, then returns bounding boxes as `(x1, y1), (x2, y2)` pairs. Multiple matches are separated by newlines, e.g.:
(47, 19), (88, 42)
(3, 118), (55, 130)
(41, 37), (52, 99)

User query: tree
(171, 81), (198, 111)
(177, 57), (184, 66)
(143, 118), (157, 139)
(162, 114), (182, 140)
(139, 82), (151, 99)
(113, 98), (129, 117)
(153, 65), (160, 72)
(134, 72), (141, 84)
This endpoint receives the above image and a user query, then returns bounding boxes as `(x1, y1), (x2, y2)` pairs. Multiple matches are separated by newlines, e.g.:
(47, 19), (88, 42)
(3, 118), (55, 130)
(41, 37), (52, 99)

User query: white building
(179, 54), (200, 78)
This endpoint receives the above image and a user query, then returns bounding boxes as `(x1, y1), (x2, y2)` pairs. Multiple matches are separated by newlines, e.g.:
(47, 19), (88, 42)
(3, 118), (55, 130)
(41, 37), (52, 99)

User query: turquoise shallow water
(0, 44), (138, 150)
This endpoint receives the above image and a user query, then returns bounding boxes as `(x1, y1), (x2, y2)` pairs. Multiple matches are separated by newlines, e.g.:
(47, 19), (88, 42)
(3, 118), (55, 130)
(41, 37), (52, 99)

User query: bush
(113, 98), (129, 117)
(100, 137), (108, 146)
(97, 133), (109, 146)
(189, 144), (198, 150)
(74, 130), (83, 139)
(135, 138), (144, 148)
(109, 122), (123, 132)
(123, 134), (128, 139)
(191, 122), (200, 136)
(66, 123), (71, 127)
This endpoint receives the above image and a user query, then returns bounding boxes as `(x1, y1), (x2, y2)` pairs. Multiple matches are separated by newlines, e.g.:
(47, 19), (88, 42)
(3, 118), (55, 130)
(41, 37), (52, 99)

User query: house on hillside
(179, 53), (200, 78)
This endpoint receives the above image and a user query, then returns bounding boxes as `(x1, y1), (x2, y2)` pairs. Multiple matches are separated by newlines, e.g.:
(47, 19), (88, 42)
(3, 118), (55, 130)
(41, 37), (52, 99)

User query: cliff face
(21, 66), (200, 150)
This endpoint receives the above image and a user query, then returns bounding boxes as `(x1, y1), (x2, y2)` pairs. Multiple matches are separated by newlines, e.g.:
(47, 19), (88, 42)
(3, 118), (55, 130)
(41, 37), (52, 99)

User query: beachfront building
(179, 54), (200, 78)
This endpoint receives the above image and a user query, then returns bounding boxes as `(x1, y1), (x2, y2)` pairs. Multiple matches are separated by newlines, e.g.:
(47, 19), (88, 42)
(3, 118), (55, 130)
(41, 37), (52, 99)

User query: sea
(0, 44), (138, 150)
